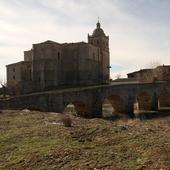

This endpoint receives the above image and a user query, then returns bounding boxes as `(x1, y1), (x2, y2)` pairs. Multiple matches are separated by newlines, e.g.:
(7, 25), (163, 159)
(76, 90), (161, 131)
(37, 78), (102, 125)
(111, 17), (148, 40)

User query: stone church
(6, 22), (110, 94)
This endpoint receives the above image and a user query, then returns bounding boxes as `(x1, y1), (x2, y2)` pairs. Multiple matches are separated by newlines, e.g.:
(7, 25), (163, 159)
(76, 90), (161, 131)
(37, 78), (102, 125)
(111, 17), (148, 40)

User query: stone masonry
(6, 22), (110, 94)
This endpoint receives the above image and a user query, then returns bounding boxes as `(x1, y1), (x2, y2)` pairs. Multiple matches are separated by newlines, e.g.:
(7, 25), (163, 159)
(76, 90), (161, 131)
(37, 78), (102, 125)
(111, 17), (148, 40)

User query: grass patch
(0, 110), (169, 169)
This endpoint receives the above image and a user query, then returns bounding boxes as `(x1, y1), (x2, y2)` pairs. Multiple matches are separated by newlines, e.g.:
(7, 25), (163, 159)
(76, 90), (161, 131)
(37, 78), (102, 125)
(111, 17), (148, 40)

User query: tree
(115, 74), (121, 79)
(147, 60), (161, 69)
(0, 79), (7, 98)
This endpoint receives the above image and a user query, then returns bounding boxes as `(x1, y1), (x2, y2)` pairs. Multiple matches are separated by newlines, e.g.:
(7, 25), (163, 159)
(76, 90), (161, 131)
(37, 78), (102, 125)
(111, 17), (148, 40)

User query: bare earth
(0, 110), (169, 170)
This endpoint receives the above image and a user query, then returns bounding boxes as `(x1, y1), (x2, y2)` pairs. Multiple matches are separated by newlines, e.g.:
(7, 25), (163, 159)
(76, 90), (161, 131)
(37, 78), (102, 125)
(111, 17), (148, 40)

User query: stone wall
(127, 66), (170, 82)
(62, 42), (100, 86)
(6, 61), (32, 95)
(88, 31), (110, 84)
(32, 41), (102, 91)
(24, 50), (33, 61)
(1, 82), (170, 118)
(6, 62), (32, 86)
(154, 66), (170, 81)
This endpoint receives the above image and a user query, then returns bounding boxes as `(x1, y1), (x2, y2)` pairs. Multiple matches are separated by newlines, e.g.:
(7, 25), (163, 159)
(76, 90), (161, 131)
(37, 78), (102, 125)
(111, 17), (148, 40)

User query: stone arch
(102, 98), (114, 117)
(158, 90), (170, 109)
(102, 95), (125, 117)
(136, 91), (152, 111)
(64, 101), (90, 117)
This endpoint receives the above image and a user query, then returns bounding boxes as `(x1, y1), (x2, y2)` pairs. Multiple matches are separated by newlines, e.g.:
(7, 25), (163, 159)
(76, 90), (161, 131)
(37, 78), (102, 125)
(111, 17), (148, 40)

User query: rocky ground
(0, 110), (169, 170)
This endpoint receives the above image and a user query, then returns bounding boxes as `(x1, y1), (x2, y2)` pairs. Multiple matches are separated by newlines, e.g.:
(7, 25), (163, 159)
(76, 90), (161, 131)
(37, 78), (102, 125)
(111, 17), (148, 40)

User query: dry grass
(61, 114), (72, 127)
(0, 110), (169, 170)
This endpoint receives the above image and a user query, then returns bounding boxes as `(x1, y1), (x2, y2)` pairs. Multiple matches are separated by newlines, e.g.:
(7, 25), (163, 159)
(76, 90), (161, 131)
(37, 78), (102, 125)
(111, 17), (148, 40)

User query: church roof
(41, 40), (61, 44)
(6, 61), (31, 67)
(92, 22), (106, 37)
(33, 40), (61, 46)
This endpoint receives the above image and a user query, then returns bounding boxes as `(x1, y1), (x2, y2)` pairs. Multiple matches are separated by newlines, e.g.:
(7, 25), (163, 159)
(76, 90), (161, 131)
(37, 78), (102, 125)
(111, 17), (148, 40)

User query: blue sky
(0, 0), (170, 81)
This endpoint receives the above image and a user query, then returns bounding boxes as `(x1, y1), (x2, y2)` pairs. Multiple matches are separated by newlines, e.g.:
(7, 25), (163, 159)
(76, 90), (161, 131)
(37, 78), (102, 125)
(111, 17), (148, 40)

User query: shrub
(61, 115), (72, 127)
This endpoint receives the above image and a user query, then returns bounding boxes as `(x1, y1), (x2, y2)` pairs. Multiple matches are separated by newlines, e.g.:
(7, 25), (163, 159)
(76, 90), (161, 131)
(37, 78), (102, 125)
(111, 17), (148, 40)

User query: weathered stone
(6, 22), (110, 94)
(0, 82), (170, 118)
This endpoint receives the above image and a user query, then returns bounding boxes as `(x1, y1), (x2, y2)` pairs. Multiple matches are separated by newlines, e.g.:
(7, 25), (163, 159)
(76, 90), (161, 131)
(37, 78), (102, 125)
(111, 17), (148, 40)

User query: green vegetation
(0, 110), (169, 169)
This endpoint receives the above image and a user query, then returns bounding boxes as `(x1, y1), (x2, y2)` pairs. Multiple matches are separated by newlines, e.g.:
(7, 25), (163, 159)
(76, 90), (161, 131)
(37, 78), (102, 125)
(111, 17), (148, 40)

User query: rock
(120, 125), (128, 130)
(49, 112), (60, 116)
(22, 109), (31, 113)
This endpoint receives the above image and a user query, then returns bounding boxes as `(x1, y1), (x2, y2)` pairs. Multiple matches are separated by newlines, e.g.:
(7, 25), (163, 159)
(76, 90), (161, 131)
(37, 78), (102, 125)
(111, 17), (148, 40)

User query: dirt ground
(0, 110), (169, 170)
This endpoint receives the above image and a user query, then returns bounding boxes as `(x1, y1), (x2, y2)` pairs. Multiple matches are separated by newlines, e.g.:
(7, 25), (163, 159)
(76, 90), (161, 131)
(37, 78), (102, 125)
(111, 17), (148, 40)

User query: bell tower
(88, 21), (110, 83)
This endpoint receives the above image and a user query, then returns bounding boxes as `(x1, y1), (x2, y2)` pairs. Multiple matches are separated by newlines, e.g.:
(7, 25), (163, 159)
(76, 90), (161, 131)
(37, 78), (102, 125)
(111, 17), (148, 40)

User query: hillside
(0, 110), (169, 170)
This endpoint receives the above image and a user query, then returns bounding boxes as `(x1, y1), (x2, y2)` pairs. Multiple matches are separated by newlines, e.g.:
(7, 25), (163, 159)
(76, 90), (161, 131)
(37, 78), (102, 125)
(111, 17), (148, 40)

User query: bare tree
(0, 79), (7, 98)
(147, 60), (161, 69)
(115, 74), (121, 79)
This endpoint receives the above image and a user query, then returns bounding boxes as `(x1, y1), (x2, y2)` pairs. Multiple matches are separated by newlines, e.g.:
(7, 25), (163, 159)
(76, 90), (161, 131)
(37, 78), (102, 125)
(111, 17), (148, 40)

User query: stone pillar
(47, 94), (65, 113)
(151, 92), (158, 111)
(90, 102), (102, 118)
(88, 92), (103, 118)
(124, 95), (135, 118)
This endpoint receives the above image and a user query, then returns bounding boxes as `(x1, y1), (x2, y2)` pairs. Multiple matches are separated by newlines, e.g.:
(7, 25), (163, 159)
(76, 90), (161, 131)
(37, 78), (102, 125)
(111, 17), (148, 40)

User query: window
(13, 68), (15, 72)
(97, 40), (99, 45)
(58, 52), (60, 60)
(93, 53), (95, 60)
(13, 75), (15, 80)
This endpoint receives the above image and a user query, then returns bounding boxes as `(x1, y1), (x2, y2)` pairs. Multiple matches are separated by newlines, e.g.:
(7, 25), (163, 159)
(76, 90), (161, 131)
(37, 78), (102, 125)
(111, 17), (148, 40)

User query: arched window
(58, 52), (60, 60)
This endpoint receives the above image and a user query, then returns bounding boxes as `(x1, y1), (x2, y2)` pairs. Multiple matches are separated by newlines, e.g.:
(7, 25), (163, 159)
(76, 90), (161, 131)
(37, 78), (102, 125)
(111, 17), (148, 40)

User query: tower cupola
(88, 21), (110, 84)
(92, 21), (106, 37)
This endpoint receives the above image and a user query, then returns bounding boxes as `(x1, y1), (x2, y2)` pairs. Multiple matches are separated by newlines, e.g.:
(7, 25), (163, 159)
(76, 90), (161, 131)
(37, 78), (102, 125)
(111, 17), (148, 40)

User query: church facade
(6, 22), (110, 94)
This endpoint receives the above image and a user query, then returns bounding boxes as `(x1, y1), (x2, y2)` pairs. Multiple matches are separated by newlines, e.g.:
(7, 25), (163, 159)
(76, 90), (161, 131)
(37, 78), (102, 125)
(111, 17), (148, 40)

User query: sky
(0, 0), (170, 82)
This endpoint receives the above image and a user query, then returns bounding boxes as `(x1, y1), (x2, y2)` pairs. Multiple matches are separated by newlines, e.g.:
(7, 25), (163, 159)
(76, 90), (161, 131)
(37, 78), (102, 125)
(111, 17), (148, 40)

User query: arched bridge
(1, 81), (170, 118)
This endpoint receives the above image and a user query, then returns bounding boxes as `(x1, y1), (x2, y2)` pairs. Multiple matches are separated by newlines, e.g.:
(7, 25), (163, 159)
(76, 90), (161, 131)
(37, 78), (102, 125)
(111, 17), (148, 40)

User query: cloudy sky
(0, 0), (170, 81)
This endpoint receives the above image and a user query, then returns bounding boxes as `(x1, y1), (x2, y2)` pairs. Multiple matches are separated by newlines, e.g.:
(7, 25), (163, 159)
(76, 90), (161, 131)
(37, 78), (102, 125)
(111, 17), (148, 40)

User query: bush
(61, 115), (72, 127)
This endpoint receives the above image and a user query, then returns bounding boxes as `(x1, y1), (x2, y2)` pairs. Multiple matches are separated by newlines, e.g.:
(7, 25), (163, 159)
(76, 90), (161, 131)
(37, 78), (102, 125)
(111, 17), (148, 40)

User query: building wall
(88, 35), (110, 83)
(32, 41), (62, 90)
(154, 66), (170, 81)
(128, 69), (154, 82)
(7, 63), (21, 86)
(62, 42), (100, 86)
(61, 43), (80, 85)
(31, 41), (102, 91)
(128, 66), (170, 82)
(6, 61), (32, 94)
(7, 62), (32, 84)
(24, 50), (33, 61)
